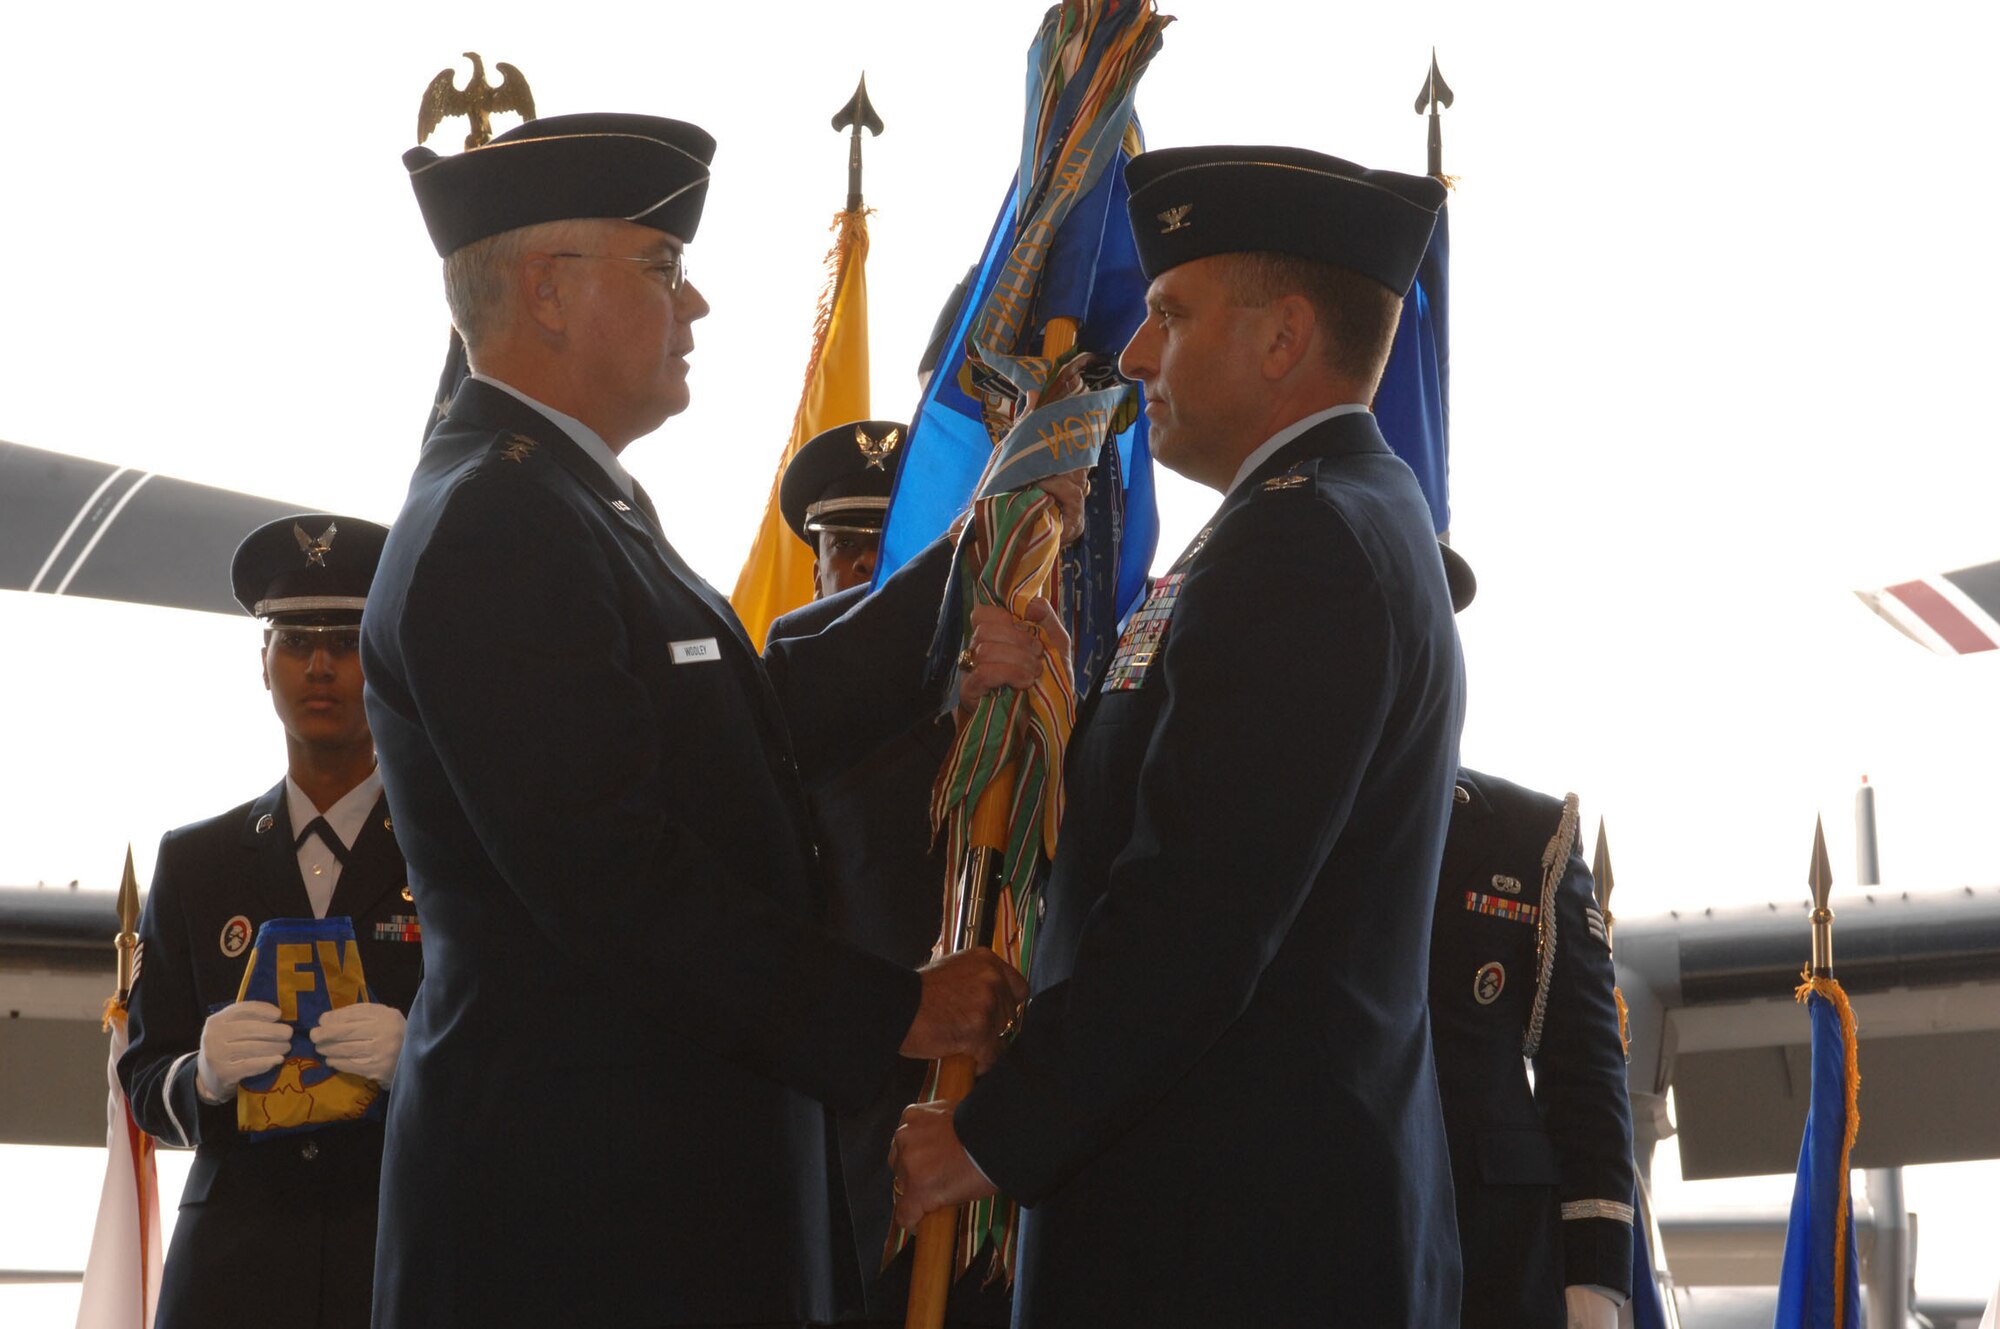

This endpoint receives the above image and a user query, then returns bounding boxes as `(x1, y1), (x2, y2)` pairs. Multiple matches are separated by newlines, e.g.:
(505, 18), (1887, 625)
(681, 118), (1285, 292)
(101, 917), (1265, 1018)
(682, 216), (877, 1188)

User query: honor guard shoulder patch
(219, 915), (253, 958)
(1465, 891), (1540, 926)
(1103, 572), (1185, 692)
(1474, 962), (1505, 1005)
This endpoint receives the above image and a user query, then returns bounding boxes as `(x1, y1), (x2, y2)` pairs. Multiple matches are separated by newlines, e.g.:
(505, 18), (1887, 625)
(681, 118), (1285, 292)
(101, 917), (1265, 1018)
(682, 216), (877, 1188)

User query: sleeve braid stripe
(1561, 1199), (1636, 1224)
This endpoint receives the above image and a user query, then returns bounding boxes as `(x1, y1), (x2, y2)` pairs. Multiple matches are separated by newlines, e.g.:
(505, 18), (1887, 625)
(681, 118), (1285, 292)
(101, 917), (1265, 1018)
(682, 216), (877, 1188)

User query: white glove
(1565, 1285), (1619, 1329)
(196, 1001), (292, 1104)
(310, 1002), (407, 1086)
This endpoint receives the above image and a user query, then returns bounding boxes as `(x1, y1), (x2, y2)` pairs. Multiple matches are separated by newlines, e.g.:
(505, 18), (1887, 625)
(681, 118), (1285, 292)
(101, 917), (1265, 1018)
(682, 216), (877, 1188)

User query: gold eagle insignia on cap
(294, 521), (338, 568)
(1157, 204), (1193, 234)
(855, 425), (901, 470)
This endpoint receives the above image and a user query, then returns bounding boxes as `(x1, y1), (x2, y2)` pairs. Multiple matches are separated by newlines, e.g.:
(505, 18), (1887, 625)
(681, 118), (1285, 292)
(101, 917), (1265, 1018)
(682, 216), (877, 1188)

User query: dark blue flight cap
(1124, 146), (1445, 295)
(231, 514), (389, 623)
(405, 112), (716, 257)
(778, 420), (908, 545)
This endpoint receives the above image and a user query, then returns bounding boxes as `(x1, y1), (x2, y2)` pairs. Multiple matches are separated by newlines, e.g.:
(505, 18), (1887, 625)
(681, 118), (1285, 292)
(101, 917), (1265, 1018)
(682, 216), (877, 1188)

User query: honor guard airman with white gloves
(1422, 555), (1636, 1329)
(119, 514), (418, 1329)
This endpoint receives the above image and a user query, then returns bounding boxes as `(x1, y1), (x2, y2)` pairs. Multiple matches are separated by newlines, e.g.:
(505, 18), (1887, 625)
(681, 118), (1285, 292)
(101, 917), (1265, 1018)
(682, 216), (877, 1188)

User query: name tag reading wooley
(232, 917), (385, 1140)
(671, 637), (720, 664)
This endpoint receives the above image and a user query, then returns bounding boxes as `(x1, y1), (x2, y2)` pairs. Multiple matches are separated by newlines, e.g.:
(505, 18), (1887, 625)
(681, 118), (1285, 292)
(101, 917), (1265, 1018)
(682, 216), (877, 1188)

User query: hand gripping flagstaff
(904, 4), (1168, 1324)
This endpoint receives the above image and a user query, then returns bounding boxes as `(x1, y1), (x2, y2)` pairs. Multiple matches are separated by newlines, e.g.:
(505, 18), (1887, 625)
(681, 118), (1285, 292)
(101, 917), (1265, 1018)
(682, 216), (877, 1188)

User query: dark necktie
(295, 817), (351, 867)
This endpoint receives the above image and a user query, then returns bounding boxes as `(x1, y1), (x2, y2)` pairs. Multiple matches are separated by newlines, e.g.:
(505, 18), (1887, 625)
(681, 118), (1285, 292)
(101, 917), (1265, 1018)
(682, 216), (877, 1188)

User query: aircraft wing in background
(0, 438), (308, 617)
(1857, 560), (2000, 655)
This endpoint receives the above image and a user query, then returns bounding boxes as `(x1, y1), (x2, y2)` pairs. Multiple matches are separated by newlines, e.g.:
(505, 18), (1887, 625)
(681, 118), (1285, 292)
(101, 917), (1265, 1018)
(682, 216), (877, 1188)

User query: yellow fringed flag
(729, 207), (871, 649)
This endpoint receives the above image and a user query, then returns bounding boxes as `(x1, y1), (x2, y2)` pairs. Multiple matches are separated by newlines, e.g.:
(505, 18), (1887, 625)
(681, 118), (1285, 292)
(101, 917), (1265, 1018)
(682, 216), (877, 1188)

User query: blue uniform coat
(119, 782), (419, 1329)
(361, 379), (947, 1327)
(954, 413), (1466, 1327)
(1430, 768), (1636, 1326)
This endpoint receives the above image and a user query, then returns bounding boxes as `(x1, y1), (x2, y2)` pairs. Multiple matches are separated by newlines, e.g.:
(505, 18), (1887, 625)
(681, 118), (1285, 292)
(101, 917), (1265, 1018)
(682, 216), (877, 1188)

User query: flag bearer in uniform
(891, 146), (1466, 1327)
(119, 514), (416, 1329)
(767, 421), (1019, 1328)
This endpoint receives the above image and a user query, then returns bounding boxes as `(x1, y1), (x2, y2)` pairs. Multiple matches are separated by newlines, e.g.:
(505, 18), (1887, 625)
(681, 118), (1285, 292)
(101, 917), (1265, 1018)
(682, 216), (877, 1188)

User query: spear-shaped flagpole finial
(1808, 815), (1836, 978)
(1592, 816), (1616, 940)
(116, 844), (141, 1003)
(1412, 48), (1454, 178)
(830, 74), (885, 213)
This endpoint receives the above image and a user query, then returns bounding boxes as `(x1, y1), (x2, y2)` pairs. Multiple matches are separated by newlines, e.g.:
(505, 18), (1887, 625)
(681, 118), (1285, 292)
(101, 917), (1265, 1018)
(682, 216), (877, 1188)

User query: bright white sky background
(2, 0), (1997, 1319)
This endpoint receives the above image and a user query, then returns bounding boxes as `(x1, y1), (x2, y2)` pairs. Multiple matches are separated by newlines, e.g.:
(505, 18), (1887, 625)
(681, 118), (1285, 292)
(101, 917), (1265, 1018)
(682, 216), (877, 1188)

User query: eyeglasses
(268, 626), (361, 657)
(550, 251), (689, 294)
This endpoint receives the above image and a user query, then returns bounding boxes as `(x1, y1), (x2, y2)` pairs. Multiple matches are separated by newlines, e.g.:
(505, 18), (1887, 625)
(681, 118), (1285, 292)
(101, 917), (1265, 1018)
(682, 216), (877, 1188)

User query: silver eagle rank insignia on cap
(1156, 204), (1193, 234)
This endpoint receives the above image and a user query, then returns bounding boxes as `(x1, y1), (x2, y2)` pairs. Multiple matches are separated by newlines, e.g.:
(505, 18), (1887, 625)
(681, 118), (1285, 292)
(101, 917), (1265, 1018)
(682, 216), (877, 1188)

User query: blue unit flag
(1374, 204), (1451, 535)
(1774, 983), (1864, 1329)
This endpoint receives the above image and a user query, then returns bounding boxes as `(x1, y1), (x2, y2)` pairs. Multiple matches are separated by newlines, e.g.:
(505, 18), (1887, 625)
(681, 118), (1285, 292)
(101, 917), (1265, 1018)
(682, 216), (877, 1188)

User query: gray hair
(441, 219), (593, 351)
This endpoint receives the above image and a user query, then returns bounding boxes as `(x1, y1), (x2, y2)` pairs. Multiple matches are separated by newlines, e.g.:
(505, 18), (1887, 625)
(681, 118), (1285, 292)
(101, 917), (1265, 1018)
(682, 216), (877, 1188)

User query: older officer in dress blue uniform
(120, 515), (417, 1329)
(364, 116), (1026, 1329)
(891, 147), (1467, 1326)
